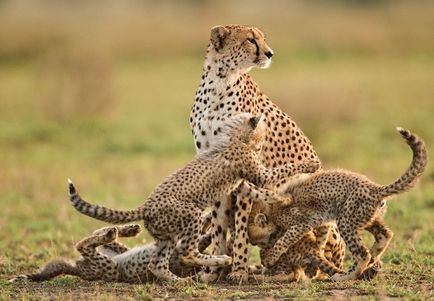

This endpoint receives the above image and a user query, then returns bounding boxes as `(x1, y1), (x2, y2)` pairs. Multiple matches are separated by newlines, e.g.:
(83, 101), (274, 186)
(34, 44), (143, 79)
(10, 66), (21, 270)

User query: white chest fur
(190, 72), (256, 154)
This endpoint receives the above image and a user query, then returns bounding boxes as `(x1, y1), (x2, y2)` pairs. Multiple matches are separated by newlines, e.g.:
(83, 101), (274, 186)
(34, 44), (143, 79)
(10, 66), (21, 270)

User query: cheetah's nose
(265, 51), (273, 59)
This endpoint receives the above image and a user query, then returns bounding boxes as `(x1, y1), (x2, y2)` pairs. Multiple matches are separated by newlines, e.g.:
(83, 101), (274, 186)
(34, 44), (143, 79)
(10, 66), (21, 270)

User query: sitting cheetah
(10, 224), (206, 283)
(190, 24), (345, 281)
(236, 128), (427, 281)
(68, 113), (320, 282)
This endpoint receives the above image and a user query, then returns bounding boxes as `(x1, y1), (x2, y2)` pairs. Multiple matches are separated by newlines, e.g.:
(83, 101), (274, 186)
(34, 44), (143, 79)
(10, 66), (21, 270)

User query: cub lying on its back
(10, 224), (210, 283)
(238, 128), (427, 281)
(68, 113), (320, 282)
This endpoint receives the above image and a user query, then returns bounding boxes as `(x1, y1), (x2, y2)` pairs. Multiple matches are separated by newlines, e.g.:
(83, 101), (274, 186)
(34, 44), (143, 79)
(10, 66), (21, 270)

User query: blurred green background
(0, 0), (433, 298)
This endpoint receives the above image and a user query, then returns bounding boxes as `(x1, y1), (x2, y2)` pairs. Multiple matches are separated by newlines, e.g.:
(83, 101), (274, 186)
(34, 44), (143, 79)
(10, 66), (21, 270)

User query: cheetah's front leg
(227, 181), (284, 283)
(227, 181), (264, 283)
(195, 196), (233, 282)
(207, 197), (231, 256)
(262, 223), (311, 268)
(178, 207), (232, 268)
(255, 160), (320, 187)
(227, 193), (253, 284)
(99, 224), (142, 256)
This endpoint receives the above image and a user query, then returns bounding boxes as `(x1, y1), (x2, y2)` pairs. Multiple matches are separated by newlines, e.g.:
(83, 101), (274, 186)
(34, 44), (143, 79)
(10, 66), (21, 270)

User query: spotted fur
(10, 224), (205, 283)
(251, 128), (427, 281)
(190, 24), (345, 282)
(231, 182), (344, 282)
(68, 113), (319, 282)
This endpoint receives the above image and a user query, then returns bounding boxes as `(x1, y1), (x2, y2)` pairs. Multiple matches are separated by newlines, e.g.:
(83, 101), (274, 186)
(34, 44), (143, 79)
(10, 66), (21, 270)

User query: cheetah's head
(209, 24), (273, 72)
(247, 195), (291, 246)
(203, 113), (266, 157)
(225, 113), (267, 152)
(248, 213), (276, 246)
(248, 200), (276, 246)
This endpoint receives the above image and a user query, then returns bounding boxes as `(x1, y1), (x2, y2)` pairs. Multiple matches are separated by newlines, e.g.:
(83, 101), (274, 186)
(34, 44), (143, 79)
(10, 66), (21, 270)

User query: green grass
(1, 1), (434, 299)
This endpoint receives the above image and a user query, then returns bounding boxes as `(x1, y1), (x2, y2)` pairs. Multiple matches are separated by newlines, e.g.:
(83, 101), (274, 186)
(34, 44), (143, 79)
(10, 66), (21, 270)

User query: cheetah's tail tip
(9, 275), (28, 283)
(396, 127), (411, 138)
(67, 178), (76, 194)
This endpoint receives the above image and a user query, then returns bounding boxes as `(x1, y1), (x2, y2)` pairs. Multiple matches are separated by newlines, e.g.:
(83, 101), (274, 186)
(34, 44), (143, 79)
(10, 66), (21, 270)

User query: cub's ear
(210, 25), (229, 51)
(248, 114), (264, 130)
(254, 213), (268, 227)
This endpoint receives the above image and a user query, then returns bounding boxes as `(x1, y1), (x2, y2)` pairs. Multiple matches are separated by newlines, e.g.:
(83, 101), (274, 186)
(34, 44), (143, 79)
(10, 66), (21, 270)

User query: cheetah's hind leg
(365, 219), (393, 267)
(358, 219), (393, 280)
(75, 226), (120, 281)
(331, 227), (371, 281)
(148, 239), (189, 282)
(311, 250), (344, 278)
(179, 227), (232, 268)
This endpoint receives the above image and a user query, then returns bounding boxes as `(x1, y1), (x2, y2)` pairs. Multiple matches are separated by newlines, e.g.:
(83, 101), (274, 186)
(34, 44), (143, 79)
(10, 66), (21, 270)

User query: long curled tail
(9, 259), (79, 282)
(379, 128), (428, 198)
(68, 179), (145, 224)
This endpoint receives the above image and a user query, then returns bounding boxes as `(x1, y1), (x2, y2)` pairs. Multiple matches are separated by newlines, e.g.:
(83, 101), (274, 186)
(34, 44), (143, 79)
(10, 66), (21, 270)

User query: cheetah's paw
(330, 271), (358, 281)
(198, 271), (219, 283)
(359, 260), (383, 281)
(116, 224), (142, 237)
(227, 270), (249, 284)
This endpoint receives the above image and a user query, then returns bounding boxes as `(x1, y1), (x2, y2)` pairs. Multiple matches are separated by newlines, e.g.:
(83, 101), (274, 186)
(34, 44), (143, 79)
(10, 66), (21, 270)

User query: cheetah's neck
(190, 48), (262, 152)
(201, 45), (258, 97)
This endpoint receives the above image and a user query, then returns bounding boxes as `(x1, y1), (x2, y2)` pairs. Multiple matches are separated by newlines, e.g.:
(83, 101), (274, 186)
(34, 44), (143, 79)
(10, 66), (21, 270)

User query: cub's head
(247, 200), (276, 246)
(226, 113), (266, 152)
(248, 213), (276, 246)
(247, 194), (291, 246)
(209, 24), (273, 71)
(203, 113), (266, 157)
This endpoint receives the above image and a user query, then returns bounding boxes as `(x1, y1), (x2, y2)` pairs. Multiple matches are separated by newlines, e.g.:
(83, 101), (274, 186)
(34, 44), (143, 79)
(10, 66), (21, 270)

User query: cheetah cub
(68, 113), (320, 282)
(11, 224), (147, 283)
(237, 128), (427, 281)
(240, 187), (344, 282)
(10, 224), (205, 283)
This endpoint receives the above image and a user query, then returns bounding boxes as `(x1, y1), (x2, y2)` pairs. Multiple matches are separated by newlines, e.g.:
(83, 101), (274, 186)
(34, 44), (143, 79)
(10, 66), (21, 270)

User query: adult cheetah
(68, 113), (319, 282)
(190, 24), (344, 281)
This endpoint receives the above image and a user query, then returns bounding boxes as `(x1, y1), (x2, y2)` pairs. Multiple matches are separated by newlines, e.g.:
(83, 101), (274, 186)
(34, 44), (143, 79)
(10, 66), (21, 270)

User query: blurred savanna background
(0, 0), (433, 299)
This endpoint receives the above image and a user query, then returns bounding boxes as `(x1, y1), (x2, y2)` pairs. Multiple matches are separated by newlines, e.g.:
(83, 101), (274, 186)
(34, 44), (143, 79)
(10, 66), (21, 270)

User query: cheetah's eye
(247, 38), (256, 44)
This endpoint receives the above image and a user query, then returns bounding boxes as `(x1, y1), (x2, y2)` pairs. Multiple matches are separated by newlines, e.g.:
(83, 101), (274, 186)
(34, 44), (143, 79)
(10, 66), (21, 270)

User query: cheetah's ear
(254, 213), (268, 227)
(210, 25), (229, 51)
(248, 114), (264, 130)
